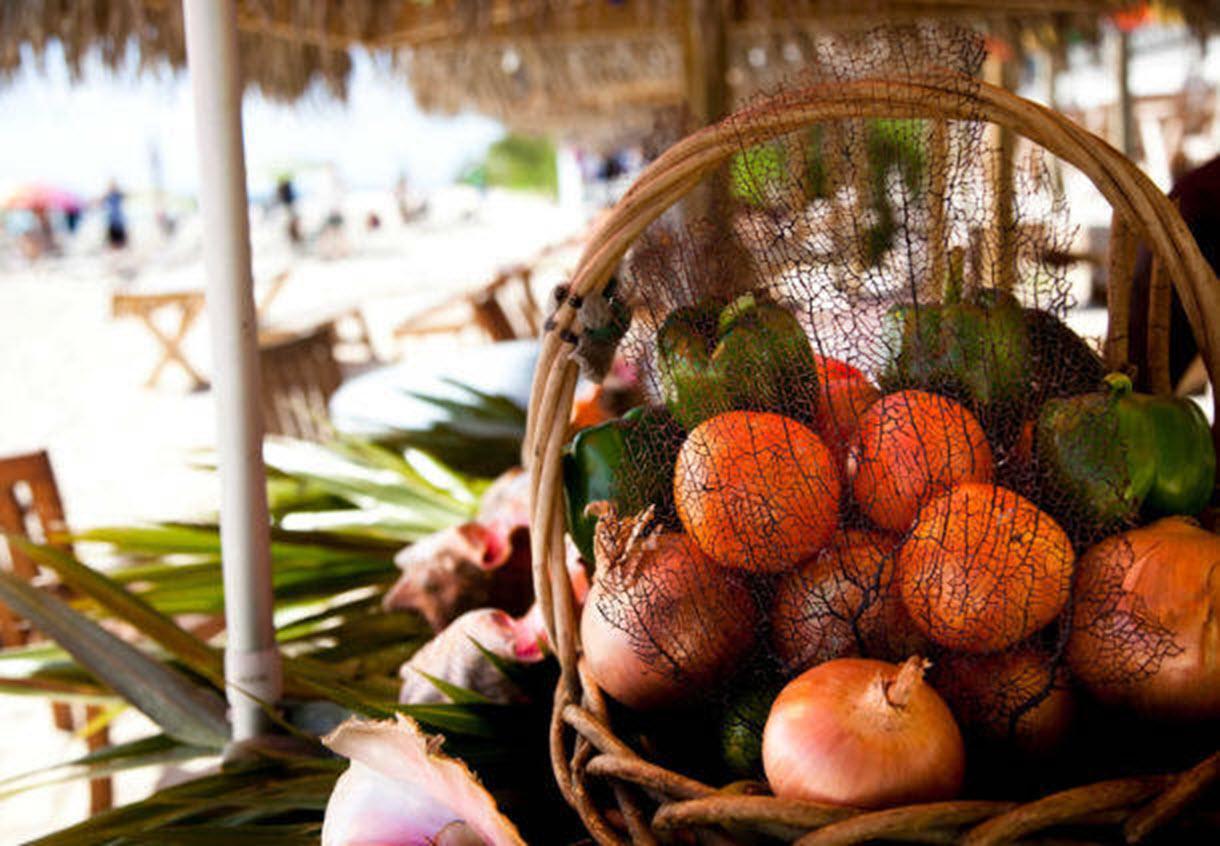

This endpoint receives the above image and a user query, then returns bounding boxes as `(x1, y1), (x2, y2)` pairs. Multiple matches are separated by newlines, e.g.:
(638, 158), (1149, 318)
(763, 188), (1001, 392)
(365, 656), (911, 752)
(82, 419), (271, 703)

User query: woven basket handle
(526, 71), (1220, 695)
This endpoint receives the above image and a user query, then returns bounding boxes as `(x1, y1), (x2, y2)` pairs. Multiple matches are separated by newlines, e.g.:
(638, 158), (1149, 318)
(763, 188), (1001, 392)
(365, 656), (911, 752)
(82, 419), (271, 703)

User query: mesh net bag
(528, 24), (1220, 845)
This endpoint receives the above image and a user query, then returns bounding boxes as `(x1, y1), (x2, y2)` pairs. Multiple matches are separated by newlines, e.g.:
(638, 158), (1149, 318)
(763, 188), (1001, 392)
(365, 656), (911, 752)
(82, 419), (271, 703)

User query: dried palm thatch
(0, 1), (1214, 123)
(0, 0), (356, 101)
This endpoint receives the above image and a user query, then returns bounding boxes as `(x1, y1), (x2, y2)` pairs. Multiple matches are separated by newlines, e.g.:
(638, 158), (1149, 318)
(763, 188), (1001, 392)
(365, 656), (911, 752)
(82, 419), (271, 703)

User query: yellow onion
(1067, 516), (1220, 719)
(762, 657), (964, 808)
(581, 506), (756, 709)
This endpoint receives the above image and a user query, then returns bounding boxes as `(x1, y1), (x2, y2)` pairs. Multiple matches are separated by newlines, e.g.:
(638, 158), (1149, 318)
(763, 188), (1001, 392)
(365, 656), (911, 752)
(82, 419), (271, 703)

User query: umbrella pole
(183, 0), (281, 744)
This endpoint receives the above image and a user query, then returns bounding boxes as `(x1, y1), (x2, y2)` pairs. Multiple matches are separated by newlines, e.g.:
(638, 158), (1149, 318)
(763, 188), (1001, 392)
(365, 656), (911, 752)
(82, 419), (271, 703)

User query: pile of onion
(1067, 516), (1220, 720)
(762, 656), (964, 807)
(580, 506), (756, 710)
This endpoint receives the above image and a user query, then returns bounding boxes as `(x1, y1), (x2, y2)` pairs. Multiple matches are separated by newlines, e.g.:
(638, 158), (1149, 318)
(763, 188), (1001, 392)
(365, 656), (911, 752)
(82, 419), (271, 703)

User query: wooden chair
(258, 322), (343, 441)
(393, 264), (544, 344)
(0, 451), (112, 814)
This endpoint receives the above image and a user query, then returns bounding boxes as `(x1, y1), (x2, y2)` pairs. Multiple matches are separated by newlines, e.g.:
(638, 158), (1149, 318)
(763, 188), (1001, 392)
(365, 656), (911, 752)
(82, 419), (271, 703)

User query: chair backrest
(0, 450), (70, 647)
(394, 265), (545, 344)
(259, 322), (343, 441)
(0, 450), (115, 813)
(474, 265), (542, 341)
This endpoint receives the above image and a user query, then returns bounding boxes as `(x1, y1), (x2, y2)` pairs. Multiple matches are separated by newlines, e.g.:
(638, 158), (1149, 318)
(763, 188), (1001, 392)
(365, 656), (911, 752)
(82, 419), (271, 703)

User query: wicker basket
(526, 73), (1220, 845)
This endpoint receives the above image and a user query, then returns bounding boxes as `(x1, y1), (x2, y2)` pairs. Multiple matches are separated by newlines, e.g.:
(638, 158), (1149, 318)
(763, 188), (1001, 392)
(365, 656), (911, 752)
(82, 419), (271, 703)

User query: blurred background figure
(317, 164), (349, 259)
(63, 196), (82, 235)
(102, 181), (127, 250)
(2, 183), (81, 260)
(275, 173), (302, 246)
(393, 172), (427, 224)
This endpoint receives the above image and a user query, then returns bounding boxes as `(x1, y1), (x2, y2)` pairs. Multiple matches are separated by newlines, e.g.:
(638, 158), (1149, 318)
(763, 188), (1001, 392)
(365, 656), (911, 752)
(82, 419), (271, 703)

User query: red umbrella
(2, 183), (83, 212)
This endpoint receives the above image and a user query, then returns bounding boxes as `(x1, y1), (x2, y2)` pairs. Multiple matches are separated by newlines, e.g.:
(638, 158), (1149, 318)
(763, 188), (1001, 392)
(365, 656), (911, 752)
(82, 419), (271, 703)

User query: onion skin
(1067, 516), (1220, 720)
(770, 530), (928, 672)
(762, 657), (964, 808)
(932, 646), (1074, 757)
(581, 517), (756, 710)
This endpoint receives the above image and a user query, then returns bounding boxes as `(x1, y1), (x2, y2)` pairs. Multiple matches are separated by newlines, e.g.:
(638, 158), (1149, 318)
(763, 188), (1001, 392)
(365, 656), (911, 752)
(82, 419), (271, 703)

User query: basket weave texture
(526, 72), (1220, 845)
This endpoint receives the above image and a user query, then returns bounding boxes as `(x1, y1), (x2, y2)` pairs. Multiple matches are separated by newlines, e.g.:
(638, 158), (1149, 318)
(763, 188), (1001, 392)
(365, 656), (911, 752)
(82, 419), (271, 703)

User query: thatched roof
(1, 1), (1210, 135)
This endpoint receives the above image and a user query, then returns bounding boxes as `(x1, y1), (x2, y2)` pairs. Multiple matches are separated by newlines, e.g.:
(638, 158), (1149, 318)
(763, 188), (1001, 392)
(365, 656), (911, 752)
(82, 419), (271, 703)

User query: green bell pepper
(657, 302), (730, 431)
(657, 294), (818, 430)
(561, 405), (683, 563)
(881, 263), (1031, 432)
(1036, 374), (1215, 531)
(1121, 379), (1215, 515)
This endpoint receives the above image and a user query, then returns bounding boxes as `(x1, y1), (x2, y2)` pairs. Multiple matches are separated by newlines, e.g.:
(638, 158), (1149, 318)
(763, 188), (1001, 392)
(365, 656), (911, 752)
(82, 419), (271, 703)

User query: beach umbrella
(2, 183), (82, 212)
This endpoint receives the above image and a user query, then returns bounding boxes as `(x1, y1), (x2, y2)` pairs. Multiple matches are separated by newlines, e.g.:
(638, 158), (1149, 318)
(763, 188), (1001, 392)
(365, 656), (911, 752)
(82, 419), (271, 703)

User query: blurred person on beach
(13, 208), (55, 260)
(394, 173), (427, 224)
(102, 181), (128, 250)
(317, 165), (349, 259)
(33, 205), (58, 256)
(63, 198), (82, 234)
(276, 174), (302, 246)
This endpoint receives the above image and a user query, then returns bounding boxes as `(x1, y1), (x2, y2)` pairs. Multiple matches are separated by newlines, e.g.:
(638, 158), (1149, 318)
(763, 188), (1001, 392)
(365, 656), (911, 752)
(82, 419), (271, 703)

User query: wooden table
(111, 290), (209, 389)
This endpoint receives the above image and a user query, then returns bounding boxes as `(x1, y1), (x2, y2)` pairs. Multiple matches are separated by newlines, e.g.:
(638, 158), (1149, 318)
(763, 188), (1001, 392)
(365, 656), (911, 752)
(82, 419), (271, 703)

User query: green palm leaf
(0, 734), (213, 800)
(0, 569), (228, 748)
(23, 761), (341, 846)
(15, 539), (226, 688)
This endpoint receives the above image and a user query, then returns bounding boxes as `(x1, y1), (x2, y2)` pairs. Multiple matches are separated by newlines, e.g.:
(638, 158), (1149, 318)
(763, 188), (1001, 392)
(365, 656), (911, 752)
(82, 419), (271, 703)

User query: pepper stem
(718, 292), (757, 336)
(1104, 372), (1134, 397)
(884, 656), (929, 708)
(942, 248), (965, 305)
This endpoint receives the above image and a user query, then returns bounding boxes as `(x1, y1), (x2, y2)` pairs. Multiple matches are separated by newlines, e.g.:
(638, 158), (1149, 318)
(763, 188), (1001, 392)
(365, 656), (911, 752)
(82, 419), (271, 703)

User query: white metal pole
(182, 0), (281, 744)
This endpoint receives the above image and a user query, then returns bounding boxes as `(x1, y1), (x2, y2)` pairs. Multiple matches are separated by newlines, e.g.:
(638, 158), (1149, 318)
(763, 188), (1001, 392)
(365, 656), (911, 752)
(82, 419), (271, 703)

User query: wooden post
(925, 120), (950, 302)
(984, 28), (1018, 292)
(183, 0), (281, 746)
(683, 0), (728, 130)
(680, 0), (759, 293)
(1115, 26), (1136, 159)
(1147, 254), (1173, 395)
(1105, 210), (1138, 371)
(1043, 43), (1066, 196)
(681, 0), (729, 225)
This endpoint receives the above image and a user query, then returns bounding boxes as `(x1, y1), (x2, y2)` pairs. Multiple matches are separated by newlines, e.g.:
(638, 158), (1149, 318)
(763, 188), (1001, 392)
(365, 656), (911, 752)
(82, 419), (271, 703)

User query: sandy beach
(0, 185), (582, 843)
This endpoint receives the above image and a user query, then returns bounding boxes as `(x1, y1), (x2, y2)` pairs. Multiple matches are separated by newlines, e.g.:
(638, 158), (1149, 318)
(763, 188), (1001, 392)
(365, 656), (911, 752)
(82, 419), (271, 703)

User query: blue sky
(0, 46), (505, 200)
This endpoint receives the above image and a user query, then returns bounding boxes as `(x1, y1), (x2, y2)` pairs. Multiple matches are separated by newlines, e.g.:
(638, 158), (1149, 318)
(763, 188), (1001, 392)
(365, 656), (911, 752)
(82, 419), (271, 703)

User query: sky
(0, 45), (506, 201)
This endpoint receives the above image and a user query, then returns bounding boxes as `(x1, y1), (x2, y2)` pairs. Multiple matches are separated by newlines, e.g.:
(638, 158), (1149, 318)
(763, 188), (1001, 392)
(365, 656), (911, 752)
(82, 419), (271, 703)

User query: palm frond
(0, 568), (228, 748)
(0, 734), (214, 801)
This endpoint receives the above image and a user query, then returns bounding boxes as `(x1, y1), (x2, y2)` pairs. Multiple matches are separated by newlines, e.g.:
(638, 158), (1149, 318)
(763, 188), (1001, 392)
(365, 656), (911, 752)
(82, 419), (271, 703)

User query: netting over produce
(561, 23), (1220, 801)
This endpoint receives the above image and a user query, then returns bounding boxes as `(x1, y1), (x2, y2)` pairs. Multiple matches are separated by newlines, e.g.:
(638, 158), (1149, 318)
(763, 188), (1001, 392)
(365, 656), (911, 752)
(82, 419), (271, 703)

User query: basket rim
(526, 69), (1220, 845)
